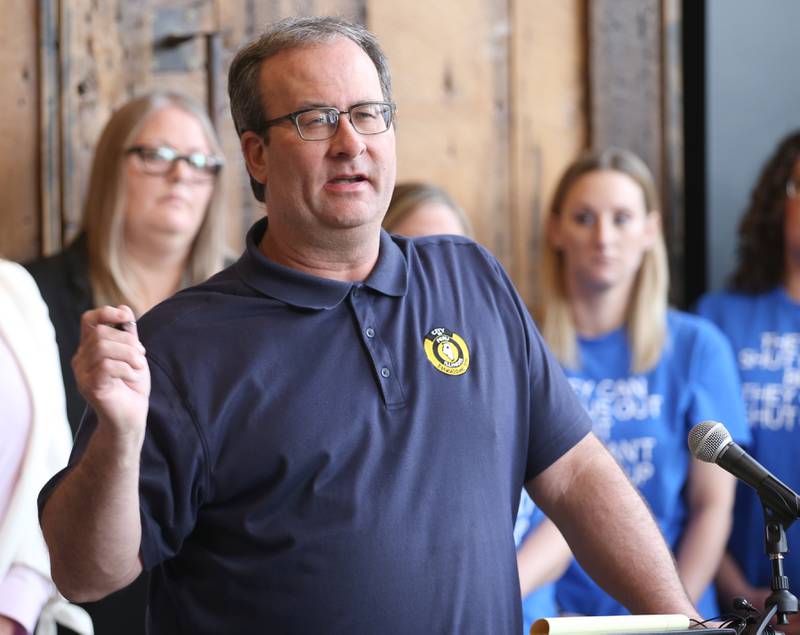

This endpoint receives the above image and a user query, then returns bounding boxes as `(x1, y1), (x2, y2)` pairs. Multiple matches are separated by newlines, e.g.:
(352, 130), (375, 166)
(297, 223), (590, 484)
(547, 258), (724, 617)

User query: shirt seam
(146, 352), (213, 493)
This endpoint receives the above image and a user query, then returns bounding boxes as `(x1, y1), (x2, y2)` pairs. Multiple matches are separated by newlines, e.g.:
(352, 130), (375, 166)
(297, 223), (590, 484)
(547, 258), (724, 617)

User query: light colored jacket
(0, 260), (92, 635)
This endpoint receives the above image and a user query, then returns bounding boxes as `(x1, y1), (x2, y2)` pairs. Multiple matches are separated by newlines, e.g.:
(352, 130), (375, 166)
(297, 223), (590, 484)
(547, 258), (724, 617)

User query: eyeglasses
(126, 145), (223, 182)
(262, 101), (396, 141)
(788, 179), (800, 199)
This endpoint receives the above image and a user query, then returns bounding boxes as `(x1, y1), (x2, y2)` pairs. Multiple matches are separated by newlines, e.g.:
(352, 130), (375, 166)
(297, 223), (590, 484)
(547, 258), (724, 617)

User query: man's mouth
(329, 175), (367, 184)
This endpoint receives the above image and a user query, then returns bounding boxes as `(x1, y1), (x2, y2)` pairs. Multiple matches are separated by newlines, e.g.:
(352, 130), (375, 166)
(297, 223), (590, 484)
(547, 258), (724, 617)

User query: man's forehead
(258, 37), (383, 112)
(259, 37), (376, 80)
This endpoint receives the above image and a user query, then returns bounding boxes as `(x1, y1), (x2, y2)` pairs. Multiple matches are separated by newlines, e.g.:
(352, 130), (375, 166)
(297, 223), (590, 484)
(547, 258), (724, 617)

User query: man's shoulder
(399, 232), (484, 255)
(396, 233), (503, 276)
(138, 264), (254, 342)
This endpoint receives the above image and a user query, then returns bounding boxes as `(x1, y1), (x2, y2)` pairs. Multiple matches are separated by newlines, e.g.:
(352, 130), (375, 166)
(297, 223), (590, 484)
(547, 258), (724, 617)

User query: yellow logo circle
(423, 327), (470, 376)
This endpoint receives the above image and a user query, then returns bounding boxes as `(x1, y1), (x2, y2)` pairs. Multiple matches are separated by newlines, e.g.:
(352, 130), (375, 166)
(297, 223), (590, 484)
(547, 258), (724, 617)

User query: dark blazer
(26, 235), (148, 635)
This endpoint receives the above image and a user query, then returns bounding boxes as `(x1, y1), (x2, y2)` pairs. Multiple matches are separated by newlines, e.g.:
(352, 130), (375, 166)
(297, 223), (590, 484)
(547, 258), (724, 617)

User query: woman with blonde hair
(27, 90), (227, 435)
(383, 181), (472, 237)
(520, 147), (749, 619)
(26, 90), (228, 635)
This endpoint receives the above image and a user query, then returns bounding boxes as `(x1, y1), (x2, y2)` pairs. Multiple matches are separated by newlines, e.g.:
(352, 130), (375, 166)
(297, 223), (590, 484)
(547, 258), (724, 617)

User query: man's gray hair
(228, 15), (393, 202)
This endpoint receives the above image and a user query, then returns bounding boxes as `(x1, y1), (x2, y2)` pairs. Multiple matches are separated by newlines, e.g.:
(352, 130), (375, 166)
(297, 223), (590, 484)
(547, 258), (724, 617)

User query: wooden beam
(588, 0), (662, 179)
(588, 0), (685, 305)
(510, 0), (587, 307)
(368, 0), (513, 266)
(661, 0), (685, 306)
(38, 0), (62, 256)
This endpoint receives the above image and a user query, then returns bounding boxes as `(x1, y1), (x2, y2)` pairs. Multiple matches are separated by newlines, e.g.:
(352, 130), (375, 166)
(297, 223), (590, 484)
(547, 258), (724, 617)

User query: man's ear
(240, 131), (269, 190)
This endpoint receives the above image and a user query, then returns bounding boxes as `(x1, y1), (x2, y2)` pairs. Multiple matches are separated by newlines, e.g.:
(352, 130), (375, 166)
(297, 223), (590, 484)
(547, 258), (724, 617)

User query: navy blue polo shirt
(41, 218), (591, 634)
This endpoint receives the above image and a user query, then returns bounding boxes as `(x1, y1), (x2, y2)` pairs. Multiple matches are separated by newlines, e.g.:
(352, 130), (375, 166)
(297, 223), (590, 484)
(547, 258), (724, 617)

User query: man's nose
(328, 114), (366, 158)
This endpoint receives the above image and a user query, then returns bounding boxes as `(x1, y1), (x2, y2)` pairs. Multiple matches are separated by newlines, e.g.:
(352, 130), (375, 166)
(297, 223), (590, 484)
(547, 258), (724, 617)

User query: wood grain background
(0, 0), (682, 307)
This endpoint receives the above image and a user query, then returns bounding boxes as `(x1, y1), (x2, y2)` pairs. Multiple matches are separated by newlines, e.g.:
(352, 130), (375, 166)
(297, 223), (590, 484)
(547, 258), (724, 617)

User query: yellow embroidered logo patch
(423, 327), (470, 376)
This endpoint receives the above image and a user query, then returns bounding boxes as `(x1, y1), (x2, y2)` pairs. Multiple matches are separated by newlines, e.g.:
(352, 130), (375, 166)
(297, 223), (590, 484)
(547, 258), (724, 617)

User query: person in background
(26, 91), (228, 635)
(382, 181), (472, 236)
(382, 181), (569, 631)
(696, 131), (800, 629)
(27, 90), (228, 438)
(522, 147), (749, 619)
(514, 491), (571, 633)
(0, 260), (90, 635)
(39, 17), (702, 633)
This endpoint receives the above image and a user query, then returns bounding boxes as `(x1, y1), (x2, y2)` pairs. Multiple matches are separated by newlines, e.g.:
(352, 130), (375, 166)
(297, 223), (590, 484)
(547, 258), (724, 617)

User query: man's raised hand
(72, 305), (150, 440)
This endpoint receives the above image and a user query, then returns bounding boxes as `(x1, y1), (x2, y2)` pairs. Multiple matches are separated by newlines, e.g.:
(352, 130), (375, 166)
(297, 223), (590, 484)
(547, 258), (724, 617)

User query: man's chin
(317, 209), (383, 232)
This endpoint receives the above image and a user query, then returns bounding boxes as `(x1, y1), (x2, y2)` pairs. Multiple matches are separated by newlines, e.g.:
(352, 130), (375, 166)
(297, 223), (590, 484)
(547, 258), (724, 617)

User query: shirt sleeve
(38, 352), (209, 573)
(0, 564), (53, 634)
(525, 319), (593, 480)
(484, 248), (593, 482)
(137, 354), (209, 570)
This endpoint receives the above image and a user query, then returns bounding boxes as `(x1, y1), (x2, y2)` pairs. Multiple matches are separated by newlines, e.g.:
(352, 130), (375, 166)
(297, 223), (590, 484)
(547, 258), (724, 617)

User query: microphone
(688, 420), (800, 520)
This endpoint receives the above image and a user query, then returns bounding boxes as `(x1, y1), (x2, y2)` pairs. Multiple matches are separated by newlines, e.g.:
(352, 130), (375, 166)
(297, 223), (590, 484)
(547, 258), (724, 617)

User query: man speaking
(39, 16), (699, 633)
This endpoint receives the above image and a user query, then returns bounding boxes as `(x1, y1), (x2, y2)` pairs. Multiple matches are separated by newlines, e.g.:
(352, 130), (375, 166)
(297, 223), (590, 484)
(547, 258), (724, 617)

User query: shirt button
(365, 327), (375, 338)
(380, 367), (391, 378)
(352, 287), (360, 298)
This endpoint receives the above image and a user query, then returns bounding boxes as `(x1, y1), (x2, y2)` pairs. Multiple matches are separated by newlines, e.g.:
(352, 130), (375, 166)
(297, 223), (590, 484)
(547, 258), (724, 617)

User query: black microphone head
(688, 420), (732, 462)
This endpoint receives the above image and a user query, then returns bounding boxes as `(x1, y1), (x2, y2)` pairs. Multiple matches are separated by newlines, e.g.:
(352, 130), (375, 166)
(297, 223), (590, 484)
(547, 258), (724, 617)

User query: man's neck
(259, 221), (381, 282)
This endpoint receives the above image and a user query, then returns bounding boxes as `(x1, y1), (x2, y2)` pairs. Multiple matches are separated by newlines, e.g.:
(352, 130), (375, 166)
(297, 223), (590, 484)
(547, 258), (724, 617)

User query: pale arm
(516, 516), (571, 597)
(675, 458), (736, 603)
(527, 432), (698, 617)
(40, 306), (150, 603)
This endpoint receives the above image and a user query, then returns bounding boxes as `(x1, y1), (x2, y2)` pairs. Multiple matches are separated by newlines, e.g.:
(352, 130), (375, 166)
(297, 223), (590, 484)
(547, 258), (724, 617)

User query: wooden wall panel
(661, 0), (685, 305)
(39, 0), (61, 255)
(56, 0), (219, 242)
(0, 1), (39, 262)
(589, 0), (686, 304)
(510, 0), (587, 307)
(0, 1), (683, 306)
(369, 0), (513, 265)
(589, 0), (662, 180)
(43, 0), (369, 257)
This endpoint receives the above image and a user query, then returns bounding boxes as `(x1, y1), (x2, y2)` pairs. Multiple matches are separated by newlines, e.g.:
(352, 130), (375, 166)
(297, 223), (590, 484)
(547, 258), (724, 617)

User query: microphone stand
(740, 505), (798, 635)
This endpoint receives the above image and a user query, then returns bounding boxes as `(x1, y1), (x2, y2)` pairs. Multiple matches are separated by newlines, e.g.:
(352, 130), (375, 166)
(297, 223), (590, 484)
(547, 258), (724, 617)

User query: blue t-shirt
(515, 490), (558, 634)
(696, 288), (800, 592)
(40, 219), (592, 635)
(554, 310), (749, 618)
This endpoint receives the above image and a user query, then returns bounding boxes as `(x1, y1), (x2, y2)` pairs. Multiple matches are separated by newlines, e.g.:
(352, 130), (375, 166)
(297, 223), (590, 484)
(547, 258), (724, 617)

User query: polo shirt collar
(236, 218), (408, 310)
